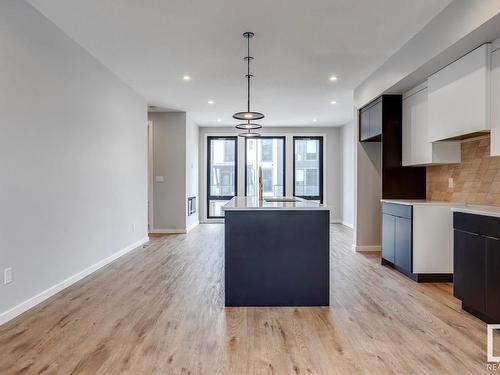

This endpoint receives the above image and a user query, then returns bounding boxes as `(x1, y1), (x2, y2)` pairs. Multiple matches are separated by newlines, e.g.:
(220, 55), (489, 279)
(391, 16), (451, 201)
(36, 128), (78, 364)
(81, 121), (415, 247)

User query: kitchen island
(222, 196), (330, 307)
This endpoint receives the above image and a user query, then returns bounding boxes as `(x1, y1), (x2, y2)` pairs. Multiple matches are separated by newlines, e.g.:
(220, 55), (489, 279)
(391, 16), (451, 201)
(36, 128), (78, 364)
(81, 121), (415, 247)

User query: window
(245, 137), (285, 197)
(261, 139), (273, 162)
(207, 137), (237, 218)
(293, 136), (323, 202)
(262, 168), (273, 192)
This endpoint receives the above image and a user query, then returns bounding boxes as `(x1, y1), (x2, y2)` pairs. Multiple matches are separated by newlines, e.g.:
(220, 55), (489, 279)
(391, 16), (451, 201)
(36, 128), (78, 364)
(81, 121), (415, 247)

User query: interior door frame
(147, 120), (154, 232)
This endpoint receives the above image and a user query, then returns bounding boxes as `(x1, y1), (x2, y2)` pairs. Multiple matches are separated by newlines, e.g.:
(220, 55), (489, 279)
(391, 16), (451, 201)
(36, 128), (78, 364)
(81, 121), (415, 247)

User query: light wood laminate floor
(0, 224), (498, 374)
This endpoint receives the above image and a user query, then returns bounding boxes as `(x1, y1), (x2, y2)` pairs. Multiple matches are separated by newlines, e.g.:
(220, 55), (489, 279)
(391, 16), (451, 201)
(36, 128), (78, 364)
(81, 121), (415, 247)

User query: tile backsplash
(427, 137), (500, 205)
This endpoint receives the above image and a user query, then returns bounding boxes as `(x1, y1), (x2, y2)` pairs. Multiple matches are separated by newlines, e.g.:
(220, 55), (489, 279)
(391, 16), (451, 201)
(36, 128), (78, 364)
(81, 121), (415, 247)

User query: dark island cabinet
(453, 212), (500, 323)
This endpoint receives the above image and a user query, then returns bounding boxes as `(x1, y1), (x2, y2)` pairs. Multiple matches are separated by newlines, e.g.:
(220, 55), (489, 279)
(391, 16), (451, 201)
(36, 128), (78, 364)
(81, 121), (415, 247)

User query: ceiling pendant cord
(247, 33), (251, 113)
(233, 31), (264, 136)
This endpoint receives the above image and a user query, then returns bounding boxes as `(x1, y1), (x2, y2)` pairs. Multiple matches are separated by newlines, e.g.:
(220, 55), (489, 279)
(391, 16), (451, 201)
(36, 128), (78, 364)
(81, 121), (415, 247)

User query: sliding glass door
(293, 136), (323, 202)
(245, 137), (285, 197)
(207, 136), (237, 218)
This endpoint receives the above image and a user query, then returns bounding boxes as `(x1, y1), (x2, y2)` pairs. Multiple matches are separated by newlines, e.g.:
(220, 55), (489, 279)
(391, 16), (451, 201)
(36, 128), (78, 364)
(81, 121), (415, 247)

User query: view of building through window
(294, 137), (323, 202)
(207, 136), (322, 217)
(208, 137), (237, 217)
(246, 137), (285, 197)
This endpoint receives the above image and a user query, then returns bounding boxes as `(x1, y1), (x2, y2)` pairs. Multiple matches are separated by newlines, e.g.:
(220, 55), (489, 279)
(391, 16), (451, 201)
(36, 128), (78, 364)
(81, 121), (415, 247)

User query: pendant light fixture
(234, 32), (264, 137)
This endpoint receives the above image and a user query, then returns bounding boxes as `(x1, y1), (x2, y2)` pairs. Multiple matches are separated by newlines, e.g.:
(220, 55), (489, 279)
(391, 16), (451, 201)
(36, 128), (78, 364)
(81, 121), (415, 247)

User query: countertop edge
(380, 199), (465, 206)
(223, 196), (330, 211)
(223, 206), (331, 211)
(451, 207), (500, 218)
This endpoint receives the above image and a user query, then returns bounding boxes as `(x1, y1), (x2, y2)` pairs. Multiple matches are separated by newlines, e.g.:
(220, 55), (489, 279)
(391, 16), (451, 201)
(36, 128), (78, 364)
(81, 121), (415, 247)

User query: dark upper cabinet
(487, 238), (500, 323)
(453, 229), (486, 313)
(359, 98), (382, 142)
(382, 213), (395, 263)
(369, 100), (383, 138)
(394, 217), (412, 276)
(360, 108), (371, 141)
(358, 95), (426, 199)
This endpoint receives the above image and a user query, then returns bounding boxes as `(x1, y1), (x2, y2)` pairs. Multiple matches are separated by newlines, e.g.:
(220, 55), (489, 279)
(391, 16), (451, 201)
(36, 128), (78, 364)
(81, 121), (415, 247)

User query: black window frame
(293, 136), (323, 203)
(207, 136), (238, 219)
(244, 136), (286, 197)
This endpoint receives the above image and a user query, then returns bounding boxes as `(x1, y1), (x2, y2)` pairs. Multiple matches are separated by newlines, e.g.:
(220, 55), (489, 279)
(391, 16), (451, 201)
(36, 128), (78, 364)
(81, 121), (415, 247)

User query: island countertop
(222, 196), (329, 211)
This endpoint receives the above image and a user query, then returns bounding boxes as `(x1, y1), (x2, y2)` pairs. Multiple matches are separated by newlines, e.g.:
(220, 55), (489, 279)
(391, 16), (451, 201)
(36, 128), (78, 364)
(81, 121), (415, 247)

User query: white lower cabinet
(412, 204), (455, 274)
(402, 83), (460, 166)
(381, 200), (460, 281)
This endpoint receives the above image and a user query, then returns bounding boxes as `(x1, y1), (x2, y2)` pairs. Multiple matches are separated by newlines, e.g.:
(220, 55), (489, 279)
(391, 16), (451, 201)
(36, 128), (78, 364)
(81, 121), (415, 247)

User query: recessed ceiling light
(312, 118), (317, 122)
(208, 100), (215, 105)
(331, 100), (337, 105)
(217, 118), (222, 122)
(183, 75), (191, 81)
(329, 75), (338, 81)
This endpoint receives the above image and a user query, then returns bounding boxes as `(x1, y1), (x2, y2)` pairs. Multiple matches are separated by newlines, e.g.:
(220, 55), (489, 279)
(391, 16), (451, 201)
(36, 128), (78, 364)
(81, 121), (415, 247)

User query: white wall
(198, 126), (342, 223)
(148, 112), (199, 232)
(186, 116), (199, 229)
(148, 112), (187, 231)
(340, 121), (354, 228)
(0, 1), (148, 322)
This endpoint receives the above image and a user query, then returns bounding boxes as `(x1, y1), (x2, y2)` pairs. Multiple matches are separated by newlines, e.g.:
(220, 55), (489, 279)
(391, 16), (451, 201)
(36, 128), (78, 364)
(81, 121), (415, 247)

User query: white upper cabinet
(490, 41), (500, 156)
(403, 82), (460, 166)
(428, 44), (491, 142)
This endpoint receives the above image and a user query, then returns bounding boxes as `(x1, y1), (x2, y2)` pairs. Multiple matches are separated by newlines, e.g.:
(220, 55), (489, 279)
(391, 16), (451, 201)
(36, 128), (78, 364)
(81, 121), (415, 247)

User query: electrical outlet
(448, 177), (454, 189)
(4, 268), (12, 285)
(132, 223), (136, 232)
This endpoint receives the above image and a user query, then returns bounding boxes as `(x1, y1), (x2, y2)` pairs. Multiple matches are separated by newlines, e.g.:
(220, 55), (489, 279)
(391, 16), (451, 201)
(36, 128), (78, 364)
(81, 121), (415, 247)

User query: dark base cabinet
(453, 230), (486, 313)
(381, 202), (452, 282)
(453, 212), (500, 323)
(381, 203), (414, 280)
(395, 216), (412, 276)
(487, 239), (500, 322)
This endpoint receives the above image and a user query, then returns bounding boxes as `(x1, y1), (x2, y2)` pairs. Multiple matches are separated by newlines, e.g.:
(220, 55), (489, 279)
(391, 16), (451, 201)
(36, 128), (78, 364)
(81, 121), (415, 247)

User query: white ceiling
(28, 0), (452, 127)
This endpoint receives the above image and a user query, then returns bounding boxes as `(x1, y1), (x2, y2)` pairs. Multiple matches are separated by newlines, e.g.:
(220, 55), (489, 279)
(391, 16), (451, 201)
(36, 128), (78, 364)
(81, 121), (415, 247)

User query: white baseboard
(353, 244), (381, 252)
(200, 219), (224, 224)
(186, 221), (199, 233)
(330, 220), (353, 228)
(0, 237), (149, 326)
(341, 221), (354, 228)
(149, 229), (186, 234)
